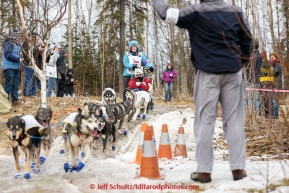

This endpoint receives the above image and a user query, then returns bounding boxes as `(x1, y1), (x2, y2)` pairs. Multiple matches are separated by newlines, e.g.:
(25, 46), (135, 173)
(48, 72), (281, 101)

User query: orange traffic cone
(147, 125), (156, 150)
(174, 126), (187, 158)
(158, 124), (172, 159)
(132, 123), (147, 164)
(138, 128), (164, 179)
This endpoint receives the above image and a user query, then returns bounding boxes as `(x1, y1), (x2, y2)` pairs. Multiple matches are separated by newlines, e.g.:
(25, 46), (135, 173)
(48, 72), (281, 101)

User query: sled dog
(63, 104), (98, 172)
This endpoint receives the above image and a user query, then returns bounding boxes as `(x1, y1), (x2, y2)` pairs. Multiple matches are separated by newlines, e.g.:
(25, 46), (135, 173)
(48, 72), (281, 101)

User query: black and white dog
(33, 107), (53, 165)
(102, 84), (116, 105)
(92, 116), (116, 153)
(105, 101), (134, 134)
(63, 103), (99, 172)
(125, 89), (150, 121)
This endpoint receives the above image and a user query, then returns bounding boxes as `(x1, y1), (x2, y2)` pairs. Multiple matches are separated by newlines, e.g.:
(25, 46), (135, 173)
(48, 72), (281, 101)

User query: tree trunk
(268, 0), (277, 51)
(68, 0), (73, 68)
(153, 9), (160, 95)
(119, 0), (125, 97)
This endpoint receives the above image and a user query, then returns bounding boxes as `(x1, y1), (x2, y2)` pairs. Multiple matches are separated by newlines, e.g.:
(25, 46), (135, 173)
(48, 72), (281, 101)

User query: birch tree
(14, 0), (68, 108)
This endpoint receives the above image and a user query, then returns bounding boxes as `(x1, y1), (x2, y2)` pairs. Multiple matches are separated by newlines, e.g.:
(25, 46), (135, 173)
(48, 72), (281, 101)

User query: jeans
(46, 77), (58, 97)
(243, 82), (260, 115)
(3, 69), (20, 101)
(165, 82), (174, 100)
(272, 89), (279, 118)
(22, 66), (36, 96)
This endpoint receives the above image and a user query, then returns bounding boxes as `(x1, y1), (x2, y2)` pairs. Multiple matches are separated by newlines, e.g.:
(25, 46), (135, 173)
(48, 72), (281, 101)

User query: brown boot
(12, 101), (20, 106)
(191, 172), (211, 183)
(232, 169), (247, 181)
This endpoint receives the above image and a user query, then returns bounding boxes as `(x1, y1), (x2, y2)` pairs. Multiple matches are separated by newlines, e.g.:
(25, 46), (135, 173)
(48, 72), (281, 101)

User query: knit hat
(134, 68), (143, 76)
(129, 40), (141, 52)
(167, 63), (172, 67)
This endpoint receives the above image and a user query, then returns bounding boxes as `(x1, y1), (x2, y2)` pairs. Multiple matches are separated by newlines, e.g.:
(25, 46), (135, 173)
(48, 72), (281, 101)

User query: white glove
(170, 74), (173, 77)
(136, 82), (140, 86)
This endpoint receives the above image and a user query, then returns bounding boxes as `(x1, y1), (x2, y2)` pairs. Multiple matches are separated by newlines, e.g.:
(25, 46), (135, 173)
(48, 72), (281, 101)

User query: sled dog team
(6, 86), (150, 179)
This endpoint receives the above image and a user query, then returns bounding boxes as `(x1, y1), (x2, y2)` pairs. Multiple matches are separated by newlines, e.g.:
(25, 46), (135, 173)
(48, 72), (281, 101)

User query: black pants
(123, 76), (131, 101)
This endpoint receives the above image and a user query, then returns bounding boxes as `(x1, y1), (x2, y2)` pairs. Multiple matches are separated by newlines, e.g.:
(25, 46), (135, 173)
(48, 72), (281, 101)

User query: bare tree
(13, 0), (68, 108)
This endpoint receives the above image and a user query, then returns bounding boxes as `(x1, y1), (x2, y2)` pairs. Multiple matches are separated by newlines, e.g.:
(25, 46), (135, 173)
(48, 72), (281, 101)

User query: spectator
(243, 39), (262, 114)
(1, 30), (23, 106)
(161, 63), (177, 102)
(122, 40), (154, 101)
(152, 0), (252, 182)
(22, 33), (40, 98)
(128, 68), (151, 91)
(46, 43), (61, 97)
(63, 68), (77, 98)
(269, 52), (282, 119)
(56, 49), (68, 97)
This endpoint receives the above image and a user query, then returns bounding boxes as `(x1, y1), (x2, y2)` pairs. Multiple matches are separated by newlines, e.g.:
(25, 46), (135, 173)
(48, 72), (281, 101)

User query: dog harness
(21, 115), (44, 133)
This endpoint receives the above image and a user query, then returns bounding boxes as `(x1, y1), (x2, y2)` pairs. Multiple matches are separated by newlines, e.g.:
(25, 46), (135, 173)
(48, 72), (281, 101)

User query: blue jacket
(152, 0), (253, 74)
(2, 39), (21, 70)
(123, 40), (153, 77)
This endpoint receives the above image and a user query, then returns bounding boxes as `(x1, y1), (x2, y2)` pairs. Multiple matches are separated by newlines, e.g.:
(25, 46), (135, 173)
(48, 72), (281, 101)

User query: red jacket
(128, 77), (151, 91)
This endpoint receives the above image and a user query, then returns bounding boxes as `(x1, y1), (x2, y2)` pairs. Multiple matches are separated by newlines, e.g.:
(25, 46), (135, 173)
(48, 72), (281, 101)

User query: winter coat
(128, 77), (151, 91)
(22, 41), (30, 66)
(2, 39), (21, 70)
(152, 0), (253, 74)
(272, 60), (282, 89)
(245, 49), (262, 85)
(123, 40), (153, 77)
(63, 74), (75, 95)
(56, 49), (68, 79)
(260, 59), (282, 89)
(46, 50), (59, 78)
(33, 46), (43, 70)
(162, 68), (177, 83)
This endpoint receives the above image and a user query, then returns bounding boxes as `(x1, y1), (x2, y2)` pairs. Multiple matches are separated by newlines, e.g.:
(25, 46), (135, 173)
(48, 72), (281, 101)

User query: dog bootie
(40, 155), (47, 165)
(33, 167), (40, 174)
(59, 149), (65, 154)
(81, 152), (85, 158)
(142, 114), (146, 120)
(137, 114), (141, 119)
(30, 161), (36, 168)
(112, 145), (116, 151)
(14, 173), (21, 179)
(64, 163), (70, 173)
(24, 172), (31, 179)
(123, 130), (128, 135)
(77, 161), (86, 172)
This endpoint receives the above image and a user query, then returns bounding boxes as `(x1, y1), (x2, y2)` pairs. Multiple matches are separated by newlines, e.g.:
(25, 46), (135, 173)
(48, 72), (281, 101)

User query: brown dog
(7, 116), (35, 179)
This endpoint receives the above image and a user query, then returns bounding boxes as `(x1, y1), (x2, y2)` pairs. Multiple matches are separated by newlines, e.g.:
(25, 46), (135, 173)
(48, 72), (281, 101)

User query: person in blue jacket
(1, 30), (23, 106)
(122, 40), (154, 101)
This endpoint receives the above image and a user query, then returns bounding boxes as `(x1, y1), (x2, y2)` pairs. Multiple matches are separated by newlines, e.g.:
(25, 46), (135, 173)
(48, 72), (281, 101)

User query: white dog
(125, 89), (150, 121)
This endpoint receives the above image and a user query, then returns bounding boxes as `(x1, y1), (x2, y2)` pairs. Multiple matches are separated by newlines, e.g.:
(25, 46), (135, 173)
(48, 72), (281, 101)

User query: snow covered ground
(1, 108), (289, 193)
